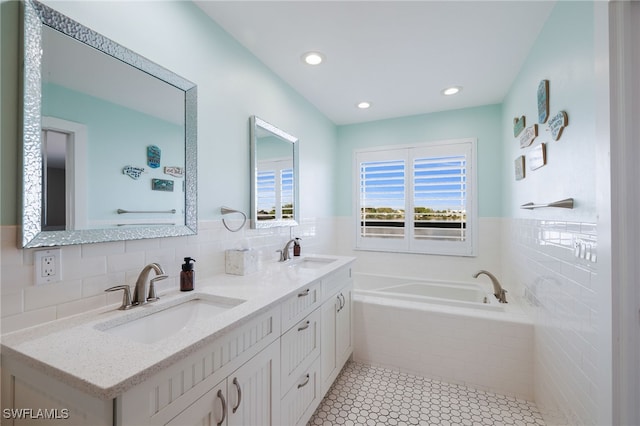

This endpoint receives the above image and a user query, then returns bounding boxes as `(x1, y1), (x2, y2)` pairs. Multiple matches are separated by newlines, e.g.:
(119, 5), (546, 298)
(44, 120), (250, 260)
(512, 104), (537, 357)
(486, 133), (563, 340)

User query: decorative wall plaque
(548, 111), (568, 140)
(122, 166), (145, 180)
(164, 166), (184, 178)
(519, 124), (538, 148)
(528, 143), (547, 170)
(147, 145), (161, 169)
(513, 116), (526, 137)
(152, 178), (174, 192)
(537, 80), (549, 124)
(514, 156), (525, 181)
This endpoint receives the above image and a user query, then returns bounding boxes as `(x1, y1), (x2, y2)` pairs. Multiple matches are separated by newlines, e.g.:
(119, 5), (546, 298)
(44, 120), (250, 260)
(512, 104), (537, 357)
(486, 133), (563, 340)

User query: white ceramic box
(225, 249), (258, 275)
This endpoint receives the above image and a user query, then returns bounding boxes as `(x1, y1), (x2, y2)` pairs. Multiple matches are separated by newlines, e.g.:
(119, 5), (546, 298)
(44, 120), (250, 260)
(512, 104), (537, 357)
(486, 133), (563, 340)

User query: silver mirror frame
(250, 116), (299, 229)
(21, 0), (197, 248)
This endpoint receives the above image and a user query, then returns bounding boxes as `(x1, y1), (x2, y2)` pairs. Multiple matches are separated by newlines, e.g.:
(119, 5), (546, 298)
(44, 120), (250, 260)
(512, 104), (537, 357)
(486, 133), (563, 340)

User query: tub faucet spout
(473, 270), (507, 303)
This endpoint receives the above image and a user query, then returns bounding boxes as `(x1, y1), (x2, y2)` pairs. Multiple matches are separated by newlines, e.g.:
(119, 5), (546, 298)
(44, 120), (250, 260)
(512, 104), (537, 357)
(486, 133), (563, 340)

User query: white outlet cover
(34, 248), (62, 285)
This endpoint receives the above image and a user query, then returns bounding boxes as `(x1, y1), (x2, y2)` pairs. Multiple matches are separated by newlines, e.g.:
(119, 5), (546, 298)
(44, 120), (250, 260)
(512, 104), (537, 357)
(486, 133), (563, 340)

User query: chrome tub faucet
(473, 270), (508, 303)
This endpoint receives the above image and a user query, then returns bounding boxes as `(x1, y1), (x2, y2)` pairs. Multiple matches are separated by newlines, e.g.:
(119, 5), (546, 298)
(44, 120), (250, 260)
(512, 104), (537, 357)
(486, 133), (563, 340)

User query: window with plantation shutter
(281, 167), (294, 219)
(355, 139), (477, 256)
(257, 169), (276, 220)
(257, 159), (294, 222)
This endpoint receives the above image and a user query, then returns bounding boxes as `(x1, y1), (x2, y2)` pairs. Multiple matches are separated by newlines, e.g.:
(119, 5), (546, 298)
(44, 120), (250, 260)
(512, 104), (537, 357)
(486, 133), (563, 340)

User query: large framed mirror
(21, 0), (197, 248)
(250, 116), (299, 229)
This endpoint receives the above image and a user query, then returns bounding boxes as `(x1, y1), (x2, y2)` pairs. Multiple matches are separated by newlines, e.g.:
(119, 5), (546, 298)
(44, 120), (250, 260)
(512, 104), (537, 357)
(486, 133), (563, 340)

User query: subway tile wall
(0, 218), (333, 334)
(504, 218), (598, 426)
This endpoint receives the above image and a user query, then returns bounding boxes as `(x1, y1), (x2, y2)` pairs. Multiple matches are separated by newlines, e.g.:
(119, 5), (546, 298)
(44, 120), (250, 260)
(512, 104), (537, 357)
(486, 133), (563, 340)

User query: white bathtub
(352, 272), (534, 399)
(355, 273), (503, 311)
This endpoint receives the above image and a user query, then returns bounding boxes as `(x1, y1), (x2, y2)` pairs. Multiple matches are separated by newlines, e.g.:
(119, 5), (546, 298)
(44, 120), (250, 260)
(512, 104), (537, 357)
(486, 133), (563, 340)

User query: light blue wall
(334, 104), (503, 218)
(501, 1), (595, 222)
(1, 0), (337, 226)
(0, 1), (20, 225)
(43, 83), (184, 222)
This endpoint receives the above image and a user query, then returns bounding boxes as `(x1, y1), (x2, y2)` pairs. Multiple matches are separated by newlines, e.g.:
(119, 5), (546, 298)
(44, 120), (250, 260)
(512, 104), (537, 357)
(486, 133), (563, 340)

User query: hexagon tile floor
(308, 361), (545, 426)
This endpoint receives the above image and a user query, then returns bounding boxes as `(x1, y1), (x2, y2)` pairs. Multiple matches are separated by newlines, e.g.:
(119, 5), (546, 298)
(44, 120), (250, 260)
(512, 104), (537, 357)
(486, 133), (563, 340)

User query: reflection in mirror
(21, 0), (197, 248)
(250, 116), (299, 229)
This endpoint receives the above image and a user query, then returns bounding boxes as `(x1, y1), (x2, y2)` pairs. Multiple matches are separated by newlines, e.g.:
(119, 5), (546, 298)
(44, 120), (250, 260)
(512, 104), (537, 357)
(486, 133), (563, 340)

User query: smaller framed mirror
(250, 116), (299, 229)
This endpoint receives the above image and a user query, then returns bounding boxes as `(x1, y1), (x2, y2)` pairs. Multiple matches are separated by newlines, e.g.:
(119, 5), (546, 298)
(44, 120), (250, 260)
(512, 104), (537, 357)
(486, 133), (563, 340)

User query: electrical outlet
(34, 248), (61, 285)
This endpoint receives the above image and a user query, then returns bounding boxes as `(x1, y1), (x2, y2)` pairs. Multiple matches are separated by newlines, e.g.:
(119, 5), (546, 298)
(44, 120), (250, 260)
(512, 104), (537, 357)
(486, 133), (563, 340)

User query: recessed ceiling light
(357, 101), (372, 109)
(302, 51), (324, 66)
(442, 86), (462, 96)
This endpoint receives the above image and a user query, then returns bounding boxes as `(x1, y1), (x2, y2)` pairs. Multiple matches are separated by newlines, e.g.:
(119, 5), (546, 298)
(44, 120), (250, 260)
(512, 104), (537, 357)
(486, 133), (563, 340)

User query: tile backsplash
(0, 218), (333, 334)
(504, 218), (598, 426)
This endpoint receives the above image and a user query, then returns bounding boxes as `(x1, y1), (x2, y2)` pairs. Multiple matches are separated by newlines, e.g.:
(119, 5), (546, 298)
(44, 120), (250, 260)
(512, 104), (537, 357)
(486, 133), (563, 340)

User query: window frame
(353, 138), (478, 257)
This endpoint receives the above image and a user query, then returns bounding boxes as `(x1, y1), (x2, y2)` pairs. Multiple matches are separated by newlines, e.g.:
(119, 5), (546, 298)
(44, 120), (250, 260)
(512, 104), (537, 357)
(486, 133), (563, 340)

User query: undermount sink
(100, 296), (245, 344)
(288, 256), (337, 270)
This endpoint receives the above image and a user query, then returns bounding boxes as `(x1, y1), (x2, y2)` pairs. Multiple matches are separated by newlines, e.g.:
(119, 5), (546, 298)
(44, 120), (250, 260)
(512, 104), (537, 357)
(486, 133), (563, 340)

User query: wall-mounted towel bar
(117, 209), (176, 214)
(520, 198), (574, 210)
(116, 222), (176, 226)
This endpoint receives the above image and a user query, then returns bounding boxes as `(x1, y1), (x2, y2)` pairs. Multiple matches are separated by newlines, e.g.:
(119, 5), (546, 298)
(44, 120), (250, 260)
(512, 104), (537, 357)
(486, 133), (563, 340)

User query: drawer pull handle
(216, 389), (227, 426)
(297, 374), (310, 389)
(298, 320), (310, 331)
(297, 288), (310, 297)
(232, 377), (242, 414)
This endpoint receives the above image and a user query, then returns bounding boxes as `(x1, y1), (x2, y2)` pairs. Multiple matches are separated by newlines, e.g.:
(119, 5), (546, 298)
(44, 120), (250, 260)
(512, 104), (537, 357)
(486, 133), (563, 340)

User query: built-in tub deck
(352, 272), (534, 400)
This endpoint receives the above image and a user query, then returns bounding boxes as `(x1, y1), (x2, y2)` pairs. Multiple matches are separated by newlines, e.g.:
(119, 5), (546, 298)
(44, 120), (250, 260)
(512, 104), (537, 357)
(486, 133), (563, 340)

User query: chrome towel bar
(520, 198), (574, 210)
(117, 209), (176, 214)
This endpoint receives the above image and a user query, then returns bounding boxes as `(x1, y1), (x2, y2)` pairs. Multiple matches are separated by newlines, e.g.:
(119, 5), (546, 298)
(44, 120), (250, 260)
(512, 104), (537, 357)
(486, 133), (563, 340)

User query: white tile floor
(308, 361), (545, 426)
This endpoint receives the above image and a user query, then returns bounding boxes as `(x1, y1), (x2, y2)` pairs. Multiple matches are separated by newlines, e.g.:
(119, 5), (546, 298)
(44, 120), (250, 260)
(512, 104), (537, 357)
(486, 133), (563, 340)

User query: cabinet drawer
(280, 357), (321, 426)
(280, 308), (321, 396)
(321, 265), (351, 300)
(281, 280), (321, 332)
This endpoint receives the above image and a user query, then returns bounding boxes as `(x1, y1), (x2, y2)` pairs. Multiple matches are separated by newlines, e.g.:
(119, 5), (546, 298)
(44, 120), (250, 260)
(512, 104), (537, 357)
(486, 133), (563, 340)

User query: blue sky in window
(361, 158), (466, 210)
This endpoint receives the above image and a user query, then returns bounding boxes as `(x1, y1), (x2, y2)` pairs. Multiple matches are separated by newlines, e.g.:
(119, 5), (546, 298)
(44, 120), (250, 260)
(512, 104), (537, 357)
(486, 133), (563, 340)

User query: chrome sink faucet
(278, 239), (297, 262)
(132, 263), (167, 305)
(473, 270), (508, 303)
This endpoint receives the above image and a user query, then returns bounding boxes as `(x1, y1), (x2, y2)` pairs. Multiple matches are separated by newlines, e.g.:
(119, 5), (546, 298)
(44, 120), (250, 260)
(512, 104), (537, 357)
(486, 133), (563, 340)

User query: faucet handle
(105, 285), (133, 310)
(147, 274), (168, 302)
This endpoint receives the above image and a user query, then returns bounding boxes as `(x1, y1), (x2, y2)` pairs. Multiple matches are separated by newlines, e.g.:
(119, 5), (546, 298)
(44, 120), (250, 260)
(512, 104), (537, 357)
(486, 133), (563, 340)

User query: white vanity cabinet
(279, 283), (323, 426)
(1, 258), (355, 426)
(320, 266), (353, 395)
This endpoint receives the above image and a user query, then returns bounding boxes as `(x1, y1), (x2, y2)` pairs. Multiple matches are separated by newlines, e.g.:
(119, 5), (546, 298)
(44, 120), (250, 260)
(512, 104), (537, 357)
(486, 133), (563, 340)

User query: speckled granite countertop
(0, 255), (355, 400)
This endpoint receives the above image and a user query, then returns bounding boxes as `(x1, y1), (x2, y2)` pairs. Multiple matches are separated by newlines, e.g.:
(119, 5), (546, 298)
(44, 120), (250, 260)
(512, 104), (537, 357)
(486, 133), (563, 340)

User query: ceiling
(43, 26), (185, 125)
(195, 1), (556, 126)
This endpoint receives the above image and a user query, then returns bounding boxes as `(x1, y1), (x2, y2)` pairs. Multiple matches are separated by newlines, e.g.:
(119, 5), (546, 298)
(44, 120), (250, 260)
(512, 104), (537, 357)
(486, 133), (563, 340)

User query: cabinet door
(227, 340), (281, 426)
(320, 292), (340, 393)
(336, 285), (353, 366)
(166, 381), (226, 426)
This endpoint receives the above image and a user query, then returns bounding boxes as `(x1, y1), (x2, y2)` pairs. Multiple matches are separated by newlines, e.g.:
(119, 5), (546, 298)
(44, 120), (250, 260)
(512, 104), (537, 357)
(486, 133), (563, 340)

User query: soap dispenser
(293, 238), (302, 257)
(180, 257), (196, 291)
